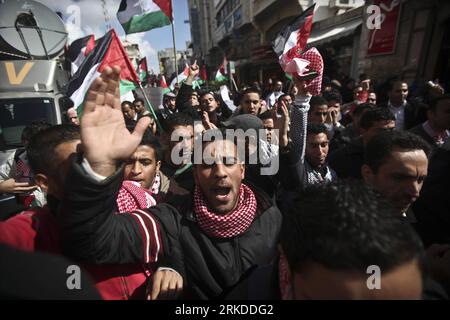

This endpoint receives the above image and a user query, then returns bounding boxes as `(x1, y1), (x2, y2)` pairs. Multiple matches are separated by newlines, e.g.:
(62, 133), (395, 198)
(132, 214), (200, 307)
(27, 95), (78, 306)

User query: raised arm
(284, 79), (311, 191)
(175, 61), (199, 113)
(61, 66), (167, 265)
(289, 79), (311, 163)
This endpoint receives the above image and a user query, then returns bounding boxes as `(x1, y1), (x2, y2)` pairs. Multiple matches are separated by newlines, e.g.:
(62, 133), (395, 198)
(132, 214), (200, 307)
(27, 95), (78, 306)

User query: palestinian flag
(67, 34), (95, 75)
(117, 0), (172, 35)
(272, 4), (315, 58)
(215, 57), (227, 82)
(272, 3), (323, 95)
(137, 57), (148, 82)
(192, 78), (204, 90)
(67, 29), (140, 116)
(284, 73), (293, 81)
(160, 74), (171, 94)
(169, 65), (189, 90)
(168, 66), (203, 90)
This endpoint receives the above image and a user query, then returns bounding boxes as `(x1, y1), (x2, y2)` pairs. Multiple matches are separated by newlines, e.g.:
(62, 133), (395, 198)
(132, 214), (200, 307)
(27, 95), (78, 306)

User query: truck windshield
(0, 98), (56, 150)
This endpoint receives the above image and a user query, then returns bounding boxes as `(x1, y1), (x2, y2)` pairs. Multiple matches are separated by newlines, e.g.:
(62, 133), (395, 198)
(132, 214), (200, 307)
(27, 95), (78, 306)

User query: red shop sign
(367, 0), (402, 56)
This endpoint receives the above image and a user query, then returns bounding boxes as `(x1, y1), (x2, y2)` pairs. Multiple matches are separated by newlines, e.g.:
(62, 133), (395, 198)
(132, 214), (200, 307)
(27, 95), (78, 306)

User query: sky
(36, 0), (192, 73)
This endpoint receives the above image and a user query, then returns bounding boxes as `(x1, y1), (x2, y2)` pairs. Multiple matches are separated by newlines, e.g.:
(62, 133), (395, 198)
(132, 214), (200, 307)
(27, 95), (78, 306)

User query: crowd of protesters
(0, 60), (449, 300)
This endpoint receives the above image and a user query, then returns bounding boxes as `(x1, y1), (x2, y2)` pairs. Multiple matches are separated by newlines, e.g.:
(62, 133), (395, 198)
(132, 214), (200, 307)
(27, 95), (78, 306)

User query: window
(0, 98), (56, 150)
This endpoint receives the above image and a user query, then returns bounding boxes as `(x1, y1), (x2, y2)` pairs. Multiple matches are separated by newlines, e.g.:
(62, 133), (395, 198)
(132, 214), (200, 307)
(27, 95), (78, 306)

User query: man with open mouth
(59, 66), (282, 300)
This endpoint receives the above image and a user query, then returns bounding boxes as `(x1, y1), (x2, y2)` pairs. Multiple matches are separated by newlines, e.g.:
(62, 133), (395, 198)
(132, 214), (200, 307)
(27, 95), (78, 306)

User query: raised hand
(185, 60), (199, 86)
(80, 66), (150, 177)
(326, 107), (339, 125)
(274, 100), (290, 147)
(201, 111), (217, 130)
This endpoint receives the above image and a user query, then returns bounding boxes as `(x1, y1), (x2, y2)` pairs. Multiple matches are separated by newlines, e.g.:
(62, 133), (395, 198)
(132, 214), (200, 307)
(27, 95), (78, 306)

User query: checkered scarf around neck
(116, 180), (157, 213)
(14, 151), (38, 207)
(151, 173), (161, 194)
(193, 184), (257, 239)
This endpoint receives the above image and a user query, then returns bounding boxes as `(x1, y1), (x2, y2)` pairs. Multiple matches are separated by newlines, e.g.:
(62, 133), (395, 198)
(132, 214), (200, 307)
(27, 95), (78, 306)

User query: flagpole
(231, 75), (238, 92)
(138, 83), (164, 134)
(170, 0), (178, 86)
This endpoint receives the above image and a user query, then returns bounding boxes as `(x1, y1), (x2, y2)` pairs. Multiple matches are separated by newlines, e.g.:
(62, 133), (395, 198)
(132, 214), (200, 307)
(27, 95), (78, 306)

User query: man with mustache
(362, 130), (429, 221)
(302, 123), (337, 187)
(60, 66), (282, 299)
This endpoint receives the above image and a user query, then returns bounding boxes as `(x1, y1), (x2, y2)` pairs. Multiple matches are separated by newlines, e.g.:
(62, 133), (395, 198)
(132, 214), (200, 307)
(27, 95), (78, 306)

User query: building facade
(158, 46), (193, 80)
(188, 0), (450, 91)
(358, 0), (450, 93)
(123, 39), (142, 70)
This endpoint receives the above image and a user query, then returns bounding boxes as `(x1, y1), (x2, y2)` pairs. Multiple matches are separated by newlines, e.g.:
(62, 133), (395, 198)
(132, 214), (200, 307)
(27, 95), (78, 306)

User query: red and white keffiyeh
(15, 153), (31, 183)
(194, 184), (257, 239)
(151, 173), (161, 194)
(14, 151), (39, 207)
(116, 180), (157, 213)
(279, 47), (324, 96)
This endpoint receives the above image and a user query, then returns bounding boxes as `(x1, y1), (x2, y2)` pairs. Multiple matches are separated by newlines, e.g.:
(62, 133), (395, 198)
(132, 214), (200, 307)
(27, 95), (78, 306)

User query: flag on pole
(272, 4), (323, 95)
(272, 4), (315, 58)
(67, 29), (140, 116)
(137, 57), (148, 82)
(169, 65), (189, 90)
(192, 79), (204, 90)
(215, 58), (227, 82)
(168, 65), (203, 90)
(160, 74), (171, 94)
(117, 0), (173, 35)
(67, 34), (95, 75)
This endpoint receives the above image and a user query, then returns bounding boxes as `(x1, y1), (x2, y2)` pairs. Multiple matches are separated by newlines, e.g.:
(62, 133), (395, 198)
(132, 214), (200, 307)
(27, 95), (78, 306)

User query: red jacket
(0, 206), (152, 300)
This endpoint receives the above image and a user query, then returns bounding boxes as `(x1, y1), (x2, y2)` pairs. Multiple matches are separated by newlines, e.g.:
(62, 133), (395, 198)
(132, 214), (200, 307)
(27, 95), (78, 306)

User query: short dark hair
(27, 124), (80, 175)
(277, 94), (291, 102)
(364, 130), (430, 173)
(240, 87), (261, 100)
(258, 110), (273, 121)
(428, 94), (450, 112)
(323, 91), (342, 104)
(307, 123), (329, 138)
(359, 107), (396, 130)
(280, 180), (424, 274)
(21, 120), (52, 144)
(353, 102), (375, 117)
(140, 129), (163, 161)
(121, 101), (134, 109)
(162, 112), (194, 133)
(192, 128), (240, 164)
(359, 73), (369, 81)
(309, 96), (328, 113)
(199, 91), (218, 101)
(387, 79), (407, 92)
(133, 98), (145, 105)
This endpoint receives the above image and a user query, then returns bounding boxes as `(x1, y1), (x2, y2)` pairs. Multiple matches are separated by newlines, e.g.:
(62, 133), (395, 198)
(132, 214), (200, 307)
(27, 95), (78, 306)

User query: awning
(308, 19), (362, 46)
